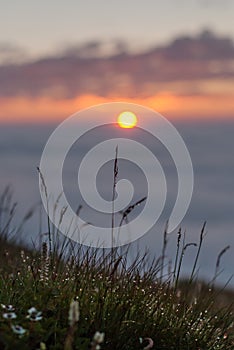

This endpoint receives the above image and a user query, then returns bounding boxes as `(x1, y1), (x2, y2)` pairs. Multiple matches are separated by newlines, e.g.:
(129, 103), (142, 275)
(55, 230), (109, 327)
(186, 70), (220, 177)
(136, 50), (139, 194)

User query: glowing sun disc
(117, 111), (137, 128)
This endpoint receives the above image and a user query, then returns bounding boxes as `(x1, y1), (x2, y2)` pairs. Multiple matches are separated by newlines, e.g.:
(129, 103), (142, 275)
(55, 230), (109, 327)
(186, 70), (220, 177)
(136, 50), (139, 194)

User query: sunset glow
(1, 93), (234, 124)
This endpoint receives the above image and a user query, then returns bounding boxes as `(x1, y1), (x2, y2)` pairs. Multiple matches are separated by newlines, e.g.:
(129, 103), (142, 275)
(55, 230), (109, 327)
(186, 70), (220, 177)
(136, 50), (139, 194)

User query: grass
(0, 186), (234, 349)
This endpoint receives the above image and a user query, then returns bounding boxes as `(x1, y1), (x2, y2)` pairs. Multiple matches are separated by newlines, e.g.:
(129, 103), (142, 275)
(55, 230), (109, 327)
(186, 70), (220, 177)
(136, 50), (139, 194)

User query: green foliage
(0, 188), (234, 349)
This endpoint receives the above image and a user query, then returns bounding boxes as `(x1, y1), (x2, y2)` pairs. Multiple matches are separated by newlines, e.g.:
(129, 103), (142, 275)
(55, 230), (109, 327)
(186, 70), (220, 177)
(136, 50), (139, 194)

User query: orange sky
(0, 93), (234, 124)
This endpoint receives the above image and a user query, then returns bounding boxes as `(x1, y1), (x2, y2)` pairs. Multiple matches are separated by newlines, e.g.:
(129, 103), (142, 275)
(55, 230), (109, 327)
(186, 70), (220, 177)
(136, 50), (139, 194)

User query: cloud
(60, 39), (128, 59)
(157, 29), (234, 60)
(0, 43), (28, 65)
(0, 30), (233, 100)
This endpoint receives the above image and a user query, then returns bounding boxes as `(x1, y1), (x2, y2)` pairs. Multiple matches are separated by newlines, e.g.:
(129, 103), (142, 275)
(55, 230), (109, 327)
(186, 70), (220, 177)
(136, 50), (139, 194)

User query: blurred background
(0, 0), (233, 285)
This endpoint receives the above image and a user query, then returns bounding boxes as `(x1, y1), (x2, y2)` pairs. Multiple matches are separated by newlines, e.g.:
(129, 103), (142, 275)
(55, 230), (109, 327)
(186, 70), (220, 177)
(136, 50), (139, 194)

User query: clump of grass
(0, 188), (234, 349)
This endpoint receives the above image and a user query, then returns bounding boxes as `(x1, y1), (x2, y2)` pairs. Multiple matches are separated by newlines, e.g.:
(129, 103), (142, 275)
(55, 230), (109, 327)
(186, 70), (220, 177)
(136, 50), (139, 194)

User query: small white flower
(11, 325), (26, 336)
(68, 299), (80, 327)
(3, 312), (17, 319)
(28, 307), (37, 314)
(1, 304), (15, 312)
(93, 331), (105, 344)
(27, 307), (42, 321)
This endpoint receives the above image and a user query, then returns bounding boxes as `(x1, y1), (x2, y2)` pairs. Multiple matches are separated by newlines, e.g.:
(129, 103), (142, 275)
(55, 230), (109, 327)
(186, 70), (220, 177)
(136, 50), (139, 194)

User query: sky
(0, 1), (234, 283)
(1, 0), (234, 57)
(0, 0), (234, 122)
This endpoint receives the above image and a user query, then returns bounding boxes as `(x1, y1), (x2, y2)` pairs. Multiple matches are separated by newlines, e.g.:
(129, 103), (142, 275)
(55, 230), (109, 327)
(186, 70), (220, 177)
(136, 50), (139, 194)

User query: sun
(117, 111), (138, 129)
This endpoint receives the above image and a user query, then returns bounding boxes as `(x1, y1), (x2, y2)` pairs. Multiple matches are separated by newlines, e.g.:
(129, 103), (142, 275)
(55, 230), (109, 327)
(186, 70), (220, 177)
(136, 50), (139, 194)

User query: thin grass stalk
(189, 221), (206, 284)
(173, 227), (182, 284)
(118, 196), (147, 230)
(37, 167), (52, 255)
(111, 146), (118, 250)
(160, 222), (168, 283)
(174, 231), (197, 290)
(211, 245), (230, 288)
